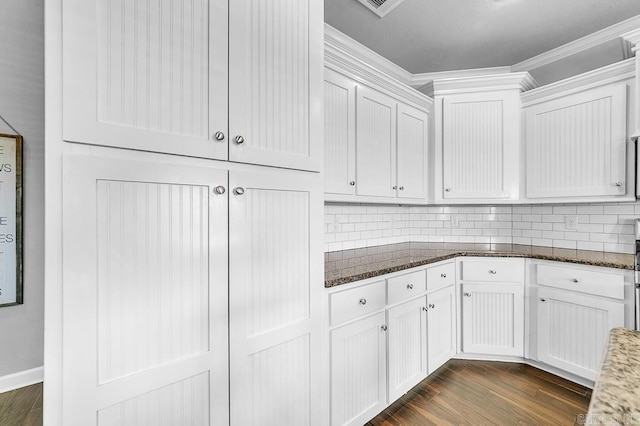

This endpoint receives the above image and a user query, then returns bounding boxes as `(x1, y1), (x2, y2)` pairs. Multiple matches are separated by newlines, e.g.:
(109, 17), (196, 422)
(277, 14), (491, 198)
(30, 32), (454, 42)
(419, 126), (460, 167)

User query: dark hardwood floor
(368, 359), (592, 426)
(0, 362), (592, 426)
(0, 383), (43, 426)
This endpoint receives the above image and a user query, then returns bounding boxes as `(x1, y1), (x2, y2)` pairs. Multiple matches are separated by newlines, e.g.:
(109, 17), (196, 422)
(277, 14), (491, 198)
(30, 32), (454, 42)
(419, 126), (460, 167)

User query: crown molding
(428, 72), (538, 96)
(324, 23), (412, 84)
(409, 66), (512, 89)
(621, 28), (640, 52)
(521, 58), (635, 107)
(511, 15), (640, 72)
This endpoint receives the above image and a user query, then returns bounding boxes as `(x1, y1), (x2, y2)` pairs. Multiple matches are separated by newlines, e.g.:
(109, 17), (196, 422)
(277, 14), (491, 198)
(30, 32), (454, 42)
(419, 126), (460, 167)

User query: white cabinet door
(442, 92), (518, 200)
(396, 103), (429, 200)
(324, 69), (356, 195)
(229, 169), (323, 426)
(387, 297), (427, 401)
(356, 86), (397, 198)
(228, 0), (322, 171)
(62, 0), (228, 160)
(62, 155), (229, 425)
(524, 84), (627, 199)
(461, 283), (524, 356)
(536, 287), (624, 380)
(331, 312), (387, 426)
(427, 286), (456, 374)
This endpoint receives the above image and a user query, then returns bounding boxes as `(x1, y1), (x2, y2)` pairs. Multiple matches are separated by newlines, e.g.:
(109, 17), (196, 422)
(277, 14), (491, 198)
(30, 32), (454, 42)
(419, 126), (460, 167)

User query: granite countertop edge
(325, 248), (634, 288)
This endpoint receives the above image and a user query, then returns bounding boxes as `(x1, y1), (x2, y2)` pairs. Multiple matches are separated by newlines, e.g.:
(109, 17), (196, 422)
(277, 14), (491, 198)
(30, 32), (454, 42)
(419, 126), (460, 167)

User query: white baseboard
(0, 366), (44, 394)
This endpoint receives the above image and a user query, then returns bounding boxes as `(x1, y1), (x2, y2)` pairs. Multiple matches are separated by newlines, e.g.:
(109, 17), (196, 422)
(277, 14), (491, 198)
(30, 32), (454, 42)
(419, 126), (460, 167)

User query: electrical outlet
(565, 215), (577, 230)
(451, 215), (459, 228)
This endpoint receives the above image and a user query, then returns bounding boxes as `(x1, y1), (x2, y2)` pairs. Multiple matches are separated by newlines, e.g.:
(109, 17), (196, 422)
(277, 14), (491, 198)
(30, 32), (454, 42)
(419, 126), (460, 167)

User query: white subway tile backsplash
(324, 202), (640, 254)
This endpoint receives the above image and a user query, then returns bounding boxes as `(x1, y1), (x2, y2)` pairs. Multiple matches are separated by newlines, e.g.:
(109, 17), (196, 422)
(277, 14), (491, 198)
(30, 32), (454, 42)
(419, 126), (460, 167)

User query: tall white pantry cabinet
(44, 0), (325, 425)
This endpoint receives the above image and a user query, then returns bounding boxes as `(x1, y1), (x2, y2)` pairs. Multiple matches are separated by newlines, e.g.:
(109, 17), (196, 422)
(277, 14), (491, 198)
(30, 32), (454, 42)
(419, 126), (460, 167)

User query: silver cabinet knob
(463, 292), (472, 297)
(441, 273), (447, 278)
(571, 278), (579, 283)
(399, 186), (404, 191)
(428, 303), (435, 309)
(615, 181), (623, 187)
(392, 185), (398, 190)
(540, 298), (547, 302)
(422, 306), (428, 311)
(445, 188), (451, 192)
(214, 185), (226, 195)
(234, 135), (245, 144)
(213, 131), (225, 141)
(380, 325), (388, 331)
(349, 181), (356, 186)
(233, 187), (245, 196)
(359, 298), (366, 305)
(407, 283), (413, 290)
(489, 270), (497, 274)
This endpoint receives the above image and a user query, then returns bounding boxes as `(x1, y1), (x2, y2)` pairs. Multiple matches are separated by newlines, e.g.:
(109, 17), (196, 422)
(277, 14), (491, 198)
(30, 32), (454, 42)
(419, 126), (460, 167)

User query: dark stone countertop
(324, 242), (634, 288)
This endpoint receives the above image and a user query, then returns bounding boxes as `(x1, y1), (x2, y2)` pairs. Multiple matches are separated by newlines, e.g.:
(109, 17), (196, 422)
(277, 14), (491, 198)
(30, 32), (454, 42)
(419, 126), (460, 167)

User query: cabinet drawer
(534, 264), (625, 300)
(330, 281), (386, 326)
(461, 259), (524, 283)
(426, 262), (455, 292)
(387, 270), (426, 305)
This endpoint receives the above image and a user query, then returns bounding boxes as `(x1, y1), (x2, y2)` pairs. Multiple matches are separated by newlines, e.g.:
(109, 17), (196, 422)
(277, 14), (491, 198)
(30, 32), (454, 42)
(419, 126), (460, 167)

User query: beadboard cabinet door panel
(525, 84), (627, 199)
(396, 104), (429, 200)
(62, 155), (229, 426)
(331, 312), (387, 426)
(356, 86), (397, 198)
(536, 287), (624, 381)
(62, 0), (228, 160)
(387, 297), (427, 402)
(228, 170), (322, 426)
(324, 70), (356, 195)
(427, 286), (456, 374)
(228, 0), (322, 171)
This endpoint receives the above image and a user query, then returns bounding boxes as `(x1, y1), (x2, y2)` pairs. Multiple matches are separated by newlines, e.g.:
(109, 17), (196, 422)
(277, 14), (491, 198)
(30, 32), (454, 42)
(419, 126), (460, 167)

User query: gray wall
(0, 0), (45, 377)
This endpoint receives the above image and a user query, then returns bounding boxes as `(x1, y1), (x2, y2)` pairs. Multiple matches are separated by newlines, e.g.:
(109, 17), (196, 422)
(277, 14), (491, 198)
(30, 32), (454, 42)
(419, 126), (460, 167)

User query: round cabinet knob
(349, 181), (356, 186)
(359, 298), (367, 305)
(540, 298), (547, 302)
(234, 135), (245, 144)
(422, 306), (428, 311)
(489, 270), (497, 275)
(463, 292), (472, 297)
(407, 283), (414, 290)
(441, 273), (447, 278)
(428, 303), (435, 309)
(213, 131), (225, 141)
(445, 188), (451, 192)
(380, 325), (388, 331)
(571, 278), (579, 283)
(233, 187), (245, 196)
(214, 185), (226, 195)
(615, 181), (623, 187)
(392, 185), (398, 190)
(399, 186), (404, 191)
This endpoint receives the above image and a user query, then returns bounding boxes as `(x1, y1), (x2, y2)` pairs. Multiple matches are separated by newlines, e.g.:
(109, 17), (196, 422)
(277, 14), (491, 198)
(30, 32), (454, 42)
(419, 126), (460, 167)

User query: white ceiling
(324, 0), (640, 75)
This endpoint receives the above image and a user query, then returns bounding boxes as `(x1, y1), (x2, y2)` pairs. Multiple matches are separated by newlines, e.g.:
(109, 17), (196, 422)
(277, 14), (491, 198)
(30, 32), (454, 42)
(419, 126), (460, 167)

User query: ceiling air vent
(357, 0), (406, 18)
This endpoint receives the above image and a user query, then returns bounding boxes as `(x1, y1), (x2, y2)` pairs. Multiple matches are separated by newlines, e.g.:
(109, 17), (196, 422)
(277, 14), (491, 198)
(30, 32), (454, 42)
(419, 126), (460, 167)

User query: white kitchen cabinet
(62, 0), (322, 171)
(536, 287), (624, 381)
(426, 285), (456, 374)
(396, 104), (429, 200)
(331, 312), (388, 426)
(524, 84), (627, 199)
(461, 283), (524, 357)
(441, 91), (520, 200)
(387, 297), (427, 401)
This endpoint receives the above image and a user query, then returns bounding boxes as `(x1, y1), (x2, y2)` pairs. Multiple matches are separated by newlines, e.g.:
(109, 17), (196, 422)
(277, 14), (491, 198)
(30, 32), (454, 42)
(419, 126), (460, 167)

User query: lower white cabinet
(427, 286), (456, 374)
(461, 283), (524, 357)
(536, 287), (624, 380)
(330, 312), (387, 426)
(387, 297), (427, 401)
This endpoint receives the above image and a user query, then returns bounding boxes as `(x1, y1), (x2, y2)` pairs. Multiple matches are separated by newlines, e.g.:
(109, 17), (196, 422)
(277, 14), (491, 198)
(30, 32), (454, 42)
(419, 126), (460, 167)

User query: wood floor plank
(0, 383), (43, 426)
(369, 360), (591, 426)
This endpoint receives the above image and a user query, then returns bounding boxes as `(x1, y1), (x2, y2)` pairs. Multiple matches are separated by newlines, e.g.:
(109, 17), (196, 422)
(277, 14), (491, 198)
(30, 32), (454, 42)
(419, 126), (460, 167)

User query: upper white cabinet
(324, 69), (357, 195)
(431, 74), (534, 204)
(62, 0), (322, 171)
(522, 61), (636, 202)
(397, 104), (429, 200)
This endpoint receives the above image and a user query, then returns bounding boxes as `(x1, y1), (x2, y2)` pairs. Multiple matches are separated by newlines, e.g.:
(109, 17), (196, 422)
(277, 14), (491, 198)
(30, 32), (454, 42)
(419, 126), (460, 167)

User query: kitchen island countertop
(325, 242), (634, 288)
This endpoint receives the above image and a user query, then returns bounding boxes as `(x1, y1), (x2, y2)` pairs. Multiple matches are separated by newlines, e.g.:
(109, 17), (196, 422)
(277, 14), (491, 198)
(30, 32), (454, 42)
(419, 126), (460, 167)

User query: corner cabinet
(323, 65), (432, 204)
(61, 0), (322, 172)
(523, 84), (628, 200)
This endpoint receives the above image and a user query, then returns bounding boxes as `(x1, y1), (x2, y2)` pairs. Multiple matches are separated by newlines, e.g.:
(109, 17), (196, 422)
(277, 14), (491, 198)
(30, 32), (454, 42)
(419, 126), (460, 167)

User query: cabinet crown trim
(427, 72), (538, 96)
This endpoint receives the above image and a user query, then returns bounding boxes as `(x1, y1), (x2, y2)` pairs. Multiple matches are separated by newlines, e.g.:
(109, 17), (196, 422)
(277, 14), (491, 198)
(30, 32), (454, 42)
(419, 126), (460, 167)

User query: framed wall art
(0, 133), (22, 307)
